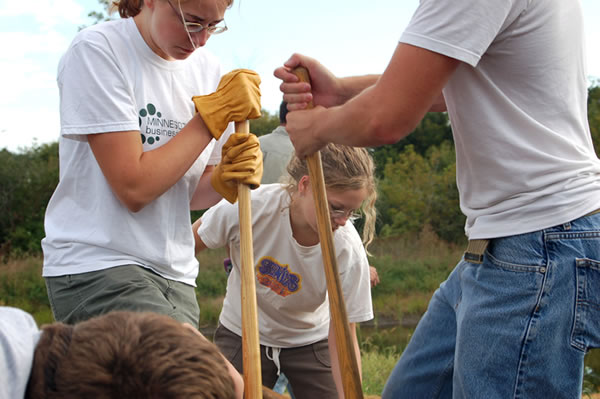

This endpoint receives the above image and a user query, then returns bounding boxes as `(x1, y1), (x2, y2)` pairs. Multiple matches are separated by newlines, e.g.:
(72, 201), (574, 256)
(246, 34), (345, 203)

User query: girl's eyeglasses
(328, 203), (361, 222)
(167, 0), (227, 48)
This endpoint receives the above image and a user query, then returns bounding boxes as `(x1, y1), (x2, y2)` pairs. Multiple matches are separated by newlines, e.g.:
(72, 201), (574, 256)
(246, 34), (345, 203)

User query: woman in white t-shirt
(194, 144), (377, 398)
(42, 0), (261, 327)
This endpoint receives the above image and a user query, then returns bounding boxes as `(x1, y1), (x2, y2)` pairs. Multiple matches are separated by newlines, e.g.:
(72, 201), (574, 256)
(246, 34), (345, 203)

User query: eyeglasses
(167, 0), (228, 36)
(328, 203), (361, 222)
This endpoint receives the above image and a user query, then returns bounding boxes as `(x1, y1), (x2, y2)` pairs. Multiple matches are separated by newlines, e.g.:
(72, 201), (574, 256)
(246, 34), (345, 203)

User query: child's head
(26, 311), (237, 399)
(286, 144), (377, 250)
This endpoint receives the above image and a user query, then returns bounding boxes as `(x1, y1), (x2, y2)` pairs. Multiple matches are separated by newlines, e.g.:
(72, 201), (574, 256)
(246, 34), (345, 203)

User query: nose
(191, 29), (210, 48)
(331, 214), (349, 226)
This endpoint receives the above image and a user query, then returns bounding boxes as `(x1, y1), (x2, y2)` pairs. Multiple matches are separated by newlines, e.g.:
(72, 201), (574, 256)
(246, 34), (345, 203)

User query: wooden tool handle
(292, 67), (364, 399)
(235, 121), (263, 399)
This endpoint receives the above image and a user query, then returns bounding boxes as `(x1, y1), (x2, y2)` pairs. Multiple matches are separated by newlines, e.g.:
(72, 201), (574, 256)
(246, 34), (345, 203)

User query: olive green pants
(45, 265), (199, 326)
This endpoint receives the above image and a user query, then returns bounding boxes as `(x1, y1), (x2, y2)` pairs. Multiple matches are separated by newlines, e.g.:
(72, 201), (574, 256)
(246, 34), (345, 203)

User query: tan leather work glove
(211, 133), (263, 203)
(192, 69), (261, 140)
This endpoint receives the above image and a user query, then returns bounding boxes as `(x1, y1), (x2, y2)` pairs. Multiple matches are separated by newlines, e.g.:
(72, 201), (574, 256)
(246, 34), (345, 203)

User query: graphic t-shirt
(199, 184), (373, 347)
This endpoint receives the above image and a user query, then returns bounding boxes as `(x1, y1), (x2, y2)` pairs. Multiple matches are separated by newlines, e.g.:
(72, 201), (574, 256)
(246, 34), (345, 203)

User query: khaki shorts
(45, 265), (200, 326)
(214, 323), (338, 398)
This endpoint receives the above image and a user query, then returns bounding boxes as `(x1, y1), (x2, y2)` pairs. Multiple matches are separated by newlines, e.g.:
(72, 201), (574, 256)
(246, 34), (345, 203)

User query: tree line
(2, 84), (599, 258)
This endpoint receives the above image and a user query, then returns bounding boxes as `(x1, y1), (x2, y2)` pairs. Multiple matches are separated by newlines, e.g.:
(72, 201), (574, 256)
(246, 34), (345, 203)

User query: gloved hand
(192, 69), (262, 140)
(211, 133), (263, 203)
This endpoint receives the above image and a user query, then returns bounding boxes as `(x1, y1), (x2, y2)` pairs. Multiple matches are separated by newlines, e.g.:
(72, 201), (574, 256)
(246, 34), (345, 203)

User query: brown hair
(112, 0), (234, 18)
(286, 144), (378, 251)
(26, 311), (235, 399)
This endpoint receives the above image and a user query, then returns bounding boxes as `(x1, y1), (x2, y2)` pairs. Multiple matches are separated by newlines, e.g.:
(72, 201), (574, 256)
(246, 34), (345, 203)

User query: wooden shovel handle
(292, 67), (364, 399)
(235, 121), (262, 399)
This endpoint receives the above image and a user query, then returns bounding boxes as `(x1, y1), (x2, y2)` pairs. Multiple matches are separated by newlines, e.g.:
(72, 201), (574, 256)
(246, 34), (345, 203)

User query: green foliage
(589, 84), (600, 153)
(368, 229), (460, 320)
(0, 143), (59, 257)
(377, 143), (466, 243)
(249, 108), (280, 137)
(196, 247), (228, 327)
(585, 351), (600, 394)
(371, 112), (452, 179)
(360, 346), (399, 395)
(0, 256), (53, 325)
(79, 0), (116, 30)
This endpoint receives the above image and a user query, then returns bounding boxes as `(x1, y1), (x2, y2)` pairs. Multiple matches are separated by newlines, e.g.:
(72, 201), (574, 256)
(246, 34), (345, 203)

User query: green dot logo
(139, 103), (162, 146)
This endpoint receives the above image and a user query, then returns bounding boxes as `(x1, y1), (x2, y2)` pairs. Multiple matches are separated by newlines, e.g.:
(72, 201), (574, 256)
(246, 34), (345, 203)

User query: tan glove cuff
(211, 164), (238, 204)
(192, 94), (229, 140)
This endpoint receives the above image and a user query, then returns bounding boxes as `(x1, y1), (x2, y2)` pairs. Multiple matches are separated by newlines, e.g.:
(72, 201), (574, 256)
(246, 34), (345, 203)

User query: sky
(1, 0), (600, 152)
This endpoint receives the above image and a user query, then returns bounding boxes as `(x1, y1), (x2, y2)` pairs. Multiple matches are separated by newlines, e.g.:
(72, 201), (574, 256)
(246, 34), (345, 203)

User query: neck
(289, 193), (319, 246)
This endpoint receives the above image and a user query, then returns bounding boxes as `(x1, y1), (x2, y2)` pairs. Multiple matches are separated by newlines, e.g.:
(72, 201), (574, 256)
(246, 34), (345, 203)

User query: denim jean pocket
(572, 258), (600, 352)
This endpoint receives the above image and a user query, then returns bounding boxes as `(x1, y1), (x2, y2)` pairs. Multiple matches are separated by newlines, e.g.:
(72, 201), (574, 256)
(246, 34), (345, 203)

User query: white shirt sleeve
(400, 0), (528, 67)
(58, 35), (139, 139)
(197, 197), (241, 249)
(0, 307), (41, 399)
(336, 226), (374, 324)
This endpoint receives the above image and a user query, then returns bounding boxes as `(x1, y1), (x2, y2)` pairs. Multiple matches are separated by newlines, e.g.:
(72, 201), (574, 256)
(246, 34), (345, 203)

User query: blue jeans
(382, 213), (600, 398)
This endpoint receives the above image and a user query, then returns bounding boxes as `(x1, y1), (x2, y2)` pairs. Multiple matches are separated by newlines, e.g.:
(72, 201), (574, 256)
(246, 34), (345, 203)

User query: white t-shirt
(401, 0), (600, 239)
(0, 307), (41, 399)
(198, 184), (374, 348)
(42, 18), (232, 285)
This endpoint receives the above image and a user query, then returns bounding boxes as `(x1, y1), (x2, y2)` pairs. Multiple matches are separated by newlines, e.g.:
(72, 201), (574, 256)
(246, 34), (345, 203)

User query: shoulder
(335, 223), (368, 260)
(335, 223), (363, 247)
(71, 18), (129, 50)
(0, 307), (38, 332)
(259, 127), (293, 149)
(251, 184), (289, 208)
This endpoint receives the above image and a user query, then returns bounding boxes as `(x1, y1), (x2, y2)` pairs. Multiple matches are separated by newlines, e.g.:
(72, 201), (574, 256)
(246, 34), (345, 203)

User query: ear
(145, 0), (157, 10)
(298, 175), (311, 194)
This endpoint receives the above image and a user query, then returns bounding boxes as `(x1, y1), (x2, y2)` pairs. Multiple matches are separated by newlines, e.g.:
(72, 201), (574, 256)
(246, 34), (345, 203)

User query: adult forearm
(316, 85), (416, 148)
(99, 114), (213, 212)
(337, 74), (380, 104)
(190, 166), (222, 210)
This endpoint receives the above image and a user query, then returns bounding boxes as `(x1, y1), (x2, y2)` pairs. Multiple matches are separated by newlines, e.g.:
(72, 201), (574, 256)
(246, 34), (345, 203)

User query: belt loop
(464, 239), (490, 264)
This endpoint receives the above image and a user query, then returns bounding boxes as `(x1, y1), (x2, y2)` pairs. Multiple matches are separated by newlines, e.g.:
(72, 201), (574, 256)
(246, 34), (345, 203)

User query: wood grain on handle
(235, 120), (263, 399)
(292, 67), (364, 399)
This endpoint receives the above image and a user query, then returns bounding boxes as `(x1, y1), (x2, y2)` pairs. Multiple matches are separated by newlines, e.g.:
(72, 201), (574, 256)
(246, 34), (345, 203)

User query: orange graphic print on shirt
(256, 256), (301, 297)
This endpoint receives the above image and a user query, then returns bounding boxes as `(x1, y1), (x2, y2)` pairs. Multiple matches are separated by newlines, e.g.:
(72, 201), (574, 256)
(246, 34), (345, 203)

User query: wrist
(191, 112), (216, 141)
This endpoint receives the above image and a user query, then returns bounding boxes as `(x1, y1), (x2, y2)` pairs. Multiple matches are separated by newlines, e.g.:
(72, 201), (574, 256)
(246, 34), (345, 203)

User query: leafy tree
(371, 112), (453, 178)
(0, 143), (59, 257)
(249, 108), (280, 137)
(377, 143), (465, 244)
(79, 0), (115, 30)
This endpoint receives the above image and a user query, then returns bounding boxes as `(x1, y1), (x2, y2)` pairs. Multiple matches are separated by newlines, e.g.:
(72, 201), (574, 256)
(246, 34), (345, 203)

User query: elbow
(116, 188), (152, 213)
(122, 197), (147, 213)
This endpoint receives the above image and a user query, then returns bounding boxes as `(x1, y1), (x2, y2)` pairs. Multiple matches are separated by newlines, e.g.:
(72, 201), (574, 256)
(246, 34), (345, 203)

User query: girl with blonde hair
(194, 143), (377, 398)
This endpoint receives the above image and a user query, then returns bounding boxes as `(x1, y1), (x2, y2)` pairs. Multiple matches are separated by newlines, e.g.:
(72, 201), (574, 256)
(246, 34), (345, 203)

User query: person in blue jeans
(275, 0), (600, 397)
